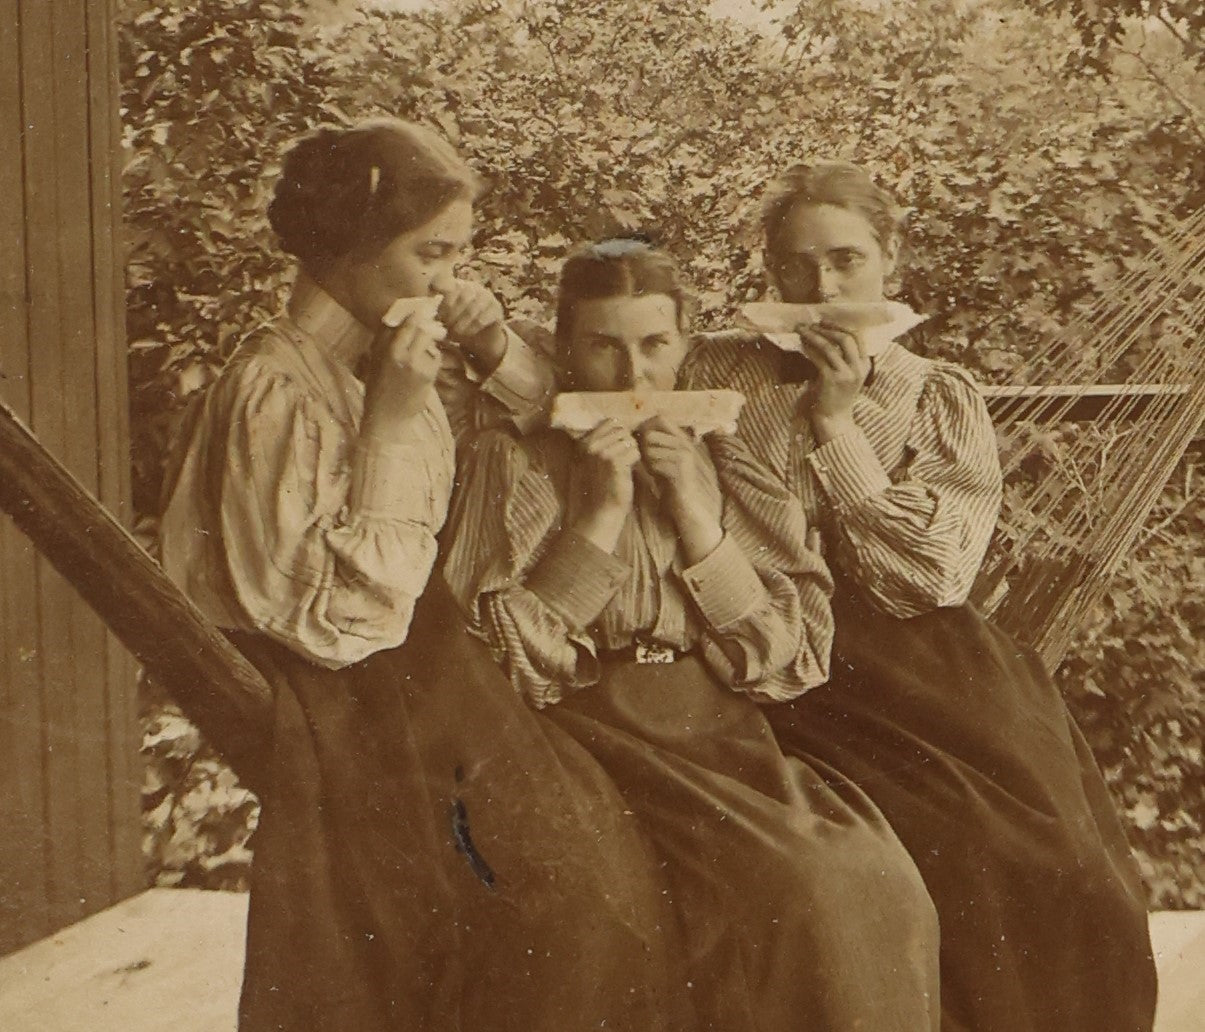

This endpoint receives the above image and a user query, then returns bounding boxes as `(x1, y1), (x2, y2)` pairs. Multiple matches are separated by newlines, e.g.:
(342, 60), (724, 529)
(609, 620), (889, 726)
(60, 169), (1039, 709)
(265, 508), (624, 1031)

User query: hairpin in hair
(368, 165), (381, 195)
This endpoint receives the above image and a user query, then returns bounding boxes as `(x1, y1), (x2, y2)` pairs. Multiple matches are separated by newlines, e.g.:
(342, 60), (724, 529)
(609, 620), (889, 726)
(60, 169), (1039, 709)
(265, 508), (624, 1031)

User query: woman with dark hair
(444, 238), (942, 1032)
(682, 160), (1157, 1032)
(159, 121), (690, 1032)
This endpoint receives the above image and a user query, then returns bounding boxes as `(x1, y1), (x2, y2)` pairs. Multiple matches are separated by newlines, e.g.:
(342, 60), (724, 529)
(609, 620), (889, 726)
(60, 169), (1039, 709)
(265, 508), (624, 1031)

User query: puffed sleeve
(211, 362), (450, 667)
(437, 321), (557, 442)
(702, 433), (835, 701)
(443, 430), (627, 708)
(805, 363), (1002, 616)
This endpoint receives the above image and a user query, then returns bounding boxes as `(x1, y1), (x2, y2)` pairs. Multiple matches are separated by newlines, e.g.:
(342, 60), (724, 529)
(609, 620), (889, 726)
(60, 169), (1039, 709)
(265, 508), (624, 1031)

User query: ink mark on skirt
(451, 797), (496, 889)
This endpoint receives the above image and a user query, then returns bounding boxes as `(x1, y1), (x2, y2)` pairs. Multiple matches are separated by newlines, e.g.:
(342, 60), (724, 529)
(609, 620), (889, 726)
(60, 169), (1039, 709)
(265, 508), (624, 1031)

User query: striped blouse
(159, 277), (555, 668)
(680, 331), (1002, 618)
(442, 427), (835, 709)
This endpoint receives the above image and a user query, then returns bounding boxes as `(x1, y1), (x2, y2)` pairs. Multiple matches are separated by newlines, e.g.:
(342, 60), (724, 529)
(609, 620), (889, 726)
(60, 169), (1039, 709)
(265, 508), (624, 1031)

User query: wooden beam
(0, 400), (273, 762)
(983, 382), (1190, 423)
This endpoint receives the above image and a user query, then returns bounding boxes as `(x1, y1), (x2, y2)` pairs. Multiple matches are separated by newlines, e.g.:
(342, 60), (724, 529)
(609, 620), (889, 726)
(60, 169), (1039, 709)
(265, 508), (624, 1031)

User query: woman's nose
(632, 351), (666, 389)
(817, 266), (841, 302)
(613, 348), (640, 390)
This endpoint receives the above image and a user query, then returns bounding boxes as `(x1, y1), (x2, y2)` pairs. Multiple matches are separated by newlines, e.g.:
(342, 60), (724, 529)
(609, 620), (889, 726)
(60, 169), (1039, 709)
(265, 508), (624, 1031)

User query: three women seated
(160, 118), (1156, 1032)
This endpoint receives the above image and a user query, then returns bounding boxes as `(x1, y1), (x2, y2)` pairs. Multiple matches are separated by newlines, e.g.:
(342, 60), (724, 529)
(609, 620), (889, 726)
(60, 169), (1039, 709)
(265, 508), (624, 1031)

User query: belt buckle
(634, 638), (676, 665)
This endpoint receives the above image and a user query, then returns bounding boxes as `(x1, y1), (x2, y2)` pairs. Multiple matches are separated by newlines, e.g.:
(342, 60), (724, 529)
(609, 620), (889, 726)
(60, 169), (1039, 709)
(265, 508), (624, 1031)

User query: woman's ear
(882, 234), (900, 280)
(881, 234), (902, 297)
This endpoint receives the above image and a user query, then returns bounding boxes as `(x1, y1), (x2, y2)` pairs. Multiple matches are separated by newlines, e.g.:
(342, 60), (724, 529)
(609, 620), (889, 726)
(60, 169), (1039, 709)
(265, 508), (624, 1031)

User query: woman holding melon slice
(681, 160), (1157, 1032)
(444, 237), (942, 1032)
(160, 119), (692, 1032)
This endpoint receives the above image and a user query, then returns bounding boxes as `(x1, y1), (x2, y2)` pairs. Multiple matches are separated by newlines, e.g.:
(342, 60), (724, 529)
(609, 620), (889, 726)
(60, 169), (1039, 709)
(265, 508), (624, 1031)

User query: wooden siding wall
(0, 0), (143, 954)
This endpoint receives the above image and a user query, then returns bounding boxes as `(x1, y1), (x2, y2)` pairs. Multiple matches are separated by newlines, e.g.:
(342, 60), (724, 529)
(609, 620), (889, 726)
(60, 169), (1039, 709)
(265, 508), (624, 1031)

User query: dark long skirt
(549, 653), (942, 1032)
(224, 578), (693, 1032)
(766, 590), (1158, 1032)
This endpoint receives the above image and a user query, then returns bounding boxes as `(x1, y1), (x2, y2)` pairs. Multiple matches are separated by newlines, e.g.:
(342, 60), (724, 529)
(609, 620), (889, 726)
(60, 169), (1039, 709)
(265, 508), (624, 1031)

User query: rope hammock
(976, 205), (1205, 669)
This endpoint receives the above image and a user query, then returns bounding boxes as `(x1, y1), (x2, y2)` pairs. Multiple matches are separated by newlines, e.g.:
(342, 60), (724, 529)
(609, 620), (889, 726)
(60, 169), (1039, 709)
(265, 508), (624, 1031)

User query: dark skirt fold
(767, 591), (1157, 1032)
(552, 654), (942, 1032)
(230, 578), (692, 1032)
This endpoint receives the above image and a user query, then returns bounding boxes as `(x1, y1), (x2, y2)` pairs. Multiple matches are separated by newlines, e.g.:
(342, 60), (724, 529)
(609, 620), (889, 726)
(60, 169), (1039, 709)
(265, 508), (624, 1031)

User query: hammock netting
(976, 205), (1205, 670)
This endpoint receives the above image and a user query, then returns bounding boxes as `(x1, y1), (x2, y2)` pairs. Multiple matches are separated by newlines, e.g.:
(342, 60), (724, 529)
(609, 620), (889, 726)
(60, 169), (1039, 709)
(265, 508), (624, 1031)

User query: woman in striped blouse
(444, 239), (941, 1032)
(681, 161), (1157, 1031)
(160, 122), (698, 1032)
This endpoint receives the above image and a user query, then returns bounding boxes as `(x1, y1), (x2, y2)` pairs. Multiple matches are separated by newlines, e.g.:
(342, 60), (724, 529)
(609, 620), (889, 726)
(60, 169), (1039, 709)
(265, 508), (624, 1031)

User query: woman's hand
(571, 418), (640, 553)
(435, 278), (508, 375)
(795, 322), (871, 444)
(362, 312), (446, 433)
(638, 416), (723, 564)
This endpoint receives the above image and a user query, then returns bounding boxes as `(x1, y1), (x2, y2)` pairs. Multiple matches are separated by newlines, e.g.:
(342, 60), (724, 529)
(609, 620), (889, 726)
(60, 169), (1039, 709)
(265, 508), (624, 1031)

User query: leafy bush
(142, 689), (258, 891)
(1057, 457), (1204, 908)
(121, 0), (1203, 904)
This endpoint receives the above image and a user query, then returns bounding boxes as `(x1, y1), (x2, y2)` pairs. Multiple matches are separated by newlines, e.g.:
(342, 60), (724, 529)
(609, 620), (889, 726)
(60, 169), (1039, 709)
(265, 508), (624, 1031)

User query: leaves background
(121, 0), (1203, 905)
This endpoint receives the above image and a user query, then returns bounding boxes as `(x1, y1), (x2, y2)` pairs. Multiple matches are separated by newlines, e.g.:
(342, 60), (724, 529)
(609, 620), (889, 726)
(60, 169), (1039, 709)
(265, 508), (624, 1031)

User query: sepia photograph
(1, 0), (1202, 1029)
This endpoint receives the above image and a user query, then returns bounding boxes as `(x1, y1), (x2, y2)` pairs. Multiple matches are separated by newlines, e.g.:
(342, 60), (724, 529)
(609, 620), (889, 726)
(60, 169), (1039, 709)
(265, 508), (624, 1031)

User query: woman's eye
(582, 337), (621, 354)
(781, 255), (818, 280)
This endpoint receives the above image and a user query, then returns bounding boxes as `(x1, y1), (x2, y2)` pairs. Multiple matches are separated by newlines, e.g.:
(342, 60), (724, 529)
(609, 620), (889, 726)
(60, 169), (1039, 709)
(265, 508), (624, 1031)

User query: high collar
(286, 273), (375, 372)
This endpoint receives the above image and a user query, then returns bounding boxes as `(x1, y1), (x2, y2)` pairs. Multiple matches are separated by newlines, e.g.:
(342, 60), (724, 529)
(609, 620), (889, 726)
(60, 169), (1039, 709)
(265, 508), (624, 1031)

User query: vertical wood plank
(52, 0), (115, 920)
(3, 0), (142, 953)
(20, 0), (88, 935)
(0, 0), (52, 955)
(88, 0), (144, 901)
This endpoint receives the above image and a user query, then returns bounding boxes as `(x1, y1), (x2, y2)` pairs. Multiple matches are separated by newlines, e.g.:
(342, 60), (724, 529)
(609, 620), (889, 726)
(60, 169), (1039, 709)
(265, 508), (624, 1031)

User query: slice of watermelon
(738, 300), (927, 356)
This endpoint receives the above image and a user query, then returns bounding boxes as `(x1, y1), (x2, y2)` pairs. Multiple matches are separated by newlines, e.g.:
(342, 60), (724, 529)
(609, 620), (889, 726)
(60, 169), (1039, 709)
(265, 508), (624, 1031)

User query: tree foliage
(121, 0), (1203, 905)
(1023, 0), (1203, 72)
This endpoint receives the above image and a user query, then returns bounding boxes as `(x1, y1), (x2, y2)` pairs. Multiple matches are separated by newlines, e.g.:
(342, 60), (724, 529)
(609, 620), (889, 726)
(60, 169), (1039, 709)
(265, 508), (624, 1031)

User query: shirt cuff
(348, 415), (438, 523)
(526, 531), (629, 631)
(806, 428), (892, 512)
(476, 326), (556, 434)
(679, 533), (768, 629)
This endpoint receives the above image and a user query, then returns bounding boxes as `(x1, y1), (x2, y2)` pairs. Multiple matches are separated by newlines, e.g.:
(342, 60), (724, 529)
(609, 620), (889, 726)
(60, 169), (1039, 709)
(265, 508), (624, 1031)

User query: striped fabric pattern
(681, 331), (1003, 618)
(442, 426), (835, 708)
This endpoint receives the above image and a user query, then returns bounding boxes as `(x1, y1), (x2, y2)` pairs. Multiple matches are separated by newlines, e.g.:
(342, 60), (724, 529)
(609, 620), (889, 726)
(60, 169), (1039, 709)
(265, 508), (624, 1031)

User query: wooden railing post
(0, 400), (273, 761)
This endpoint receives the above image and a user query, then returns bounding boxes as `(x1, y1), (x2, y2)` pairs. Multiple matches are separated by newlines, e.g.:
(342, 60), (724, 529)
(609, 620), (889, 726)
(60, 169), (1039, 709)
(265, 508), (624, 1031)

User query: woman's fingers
(377, 316), (444, 382)
(639, 432), (698, 485)
(638, 414), (692, 444)
(817, 321), (867, 367)
(401, 331), (444, 374)
(599, 443), (641, 470)
(438, 279), (504, 339)
(797, 324), (869, 383)
(639, 436), (689, 465)
(637, 416), (696, 468)
(795, 328), (844, 373)
(384, 311), (443, 350)
(580, 419), (640, 466)
(581, 418), (630, 449)
(444, 294), (488, 334)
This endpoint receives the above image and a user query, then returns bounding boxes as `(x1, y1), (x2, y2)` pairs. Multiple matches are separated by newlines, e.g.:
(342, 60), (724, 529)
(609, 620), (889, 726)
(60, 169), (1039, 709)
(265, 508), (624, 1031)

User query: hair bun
(267, 120), (481, 267)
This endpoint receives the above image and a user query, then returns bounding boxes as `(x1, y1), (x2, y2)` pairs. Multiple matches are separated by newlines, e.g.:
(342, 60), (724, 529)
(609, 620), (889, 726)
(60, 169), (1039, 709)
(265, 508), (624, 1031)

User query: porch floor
(0, 888), (1201, 1031)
